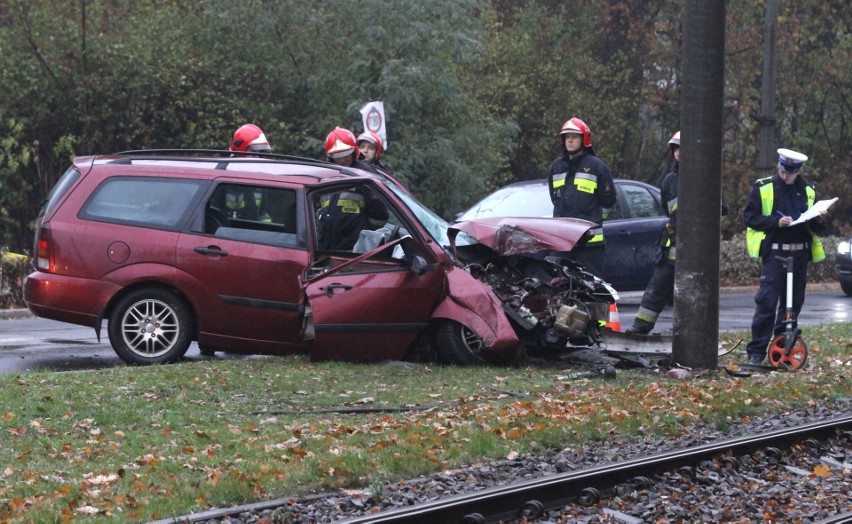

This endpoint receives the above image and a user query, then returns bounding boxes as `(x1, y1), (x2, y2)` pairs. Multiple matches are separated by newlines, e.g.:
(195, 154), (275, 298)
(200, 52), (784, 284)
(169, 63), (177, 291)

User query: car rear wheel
(108, 288), (194, 365)
(435, 320), (488, 366)
(841, 281), (852, 297)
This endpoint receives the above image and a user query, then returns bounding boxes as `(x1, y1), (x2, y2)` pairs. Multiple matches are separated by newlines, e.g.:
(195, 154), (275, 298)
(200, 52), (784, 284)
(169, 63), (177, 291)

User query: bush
(1, 250), (29, 308)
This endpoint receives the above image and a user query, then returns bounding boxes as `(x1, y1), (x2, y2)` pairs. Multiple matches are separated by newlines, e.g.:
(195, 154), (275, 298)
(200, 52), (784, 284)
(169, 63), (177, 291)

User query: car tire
(841, 281), (852, 297)
(108, 288), (194, 365)
(435, 320), (488, 366)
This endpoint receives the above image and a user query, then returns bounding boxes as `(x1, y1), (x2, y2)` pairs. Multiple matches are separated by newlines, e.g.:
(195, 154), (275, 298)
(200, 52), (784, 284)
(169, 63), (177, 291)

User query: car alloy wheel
(108, 288), (194, 365)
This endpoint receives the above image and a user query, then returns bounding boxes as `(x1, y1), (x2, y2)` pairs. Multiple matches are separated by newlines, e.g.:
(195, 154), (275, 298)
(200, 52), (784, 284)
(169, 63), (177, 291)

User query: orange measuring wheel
(768, 334), (808, 370)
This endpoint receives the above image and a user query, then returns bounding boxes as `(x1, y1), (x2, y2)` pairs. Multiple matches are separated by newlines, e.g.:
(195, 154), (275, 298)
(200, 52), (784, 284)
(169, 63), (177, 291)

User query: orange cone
(605, 303), (621, 332)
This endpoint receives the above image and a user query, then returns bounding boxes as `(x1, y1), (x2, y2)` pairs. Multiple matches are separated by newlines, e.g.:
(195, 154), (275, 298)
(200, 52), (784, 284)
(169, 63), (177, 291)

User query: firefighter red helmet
(559, 117), (592, 149)
(325, 127), (358, 159)
(356, 131), (383, 160)
(229, 124), (271, 153)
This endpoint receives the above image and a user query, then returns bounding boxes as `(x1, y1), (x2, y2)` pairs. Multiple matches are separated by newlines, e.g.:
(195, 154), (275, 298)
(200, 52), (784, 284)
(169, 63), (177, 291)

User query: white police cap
(777, 148), (808, 171)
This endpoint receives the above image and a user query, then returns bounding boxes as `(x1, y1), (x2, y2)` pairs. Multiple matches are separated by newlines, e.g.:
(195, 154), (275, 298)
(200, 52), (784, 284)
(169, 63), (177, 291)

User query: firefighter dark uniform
(547, 118), (616, 277)
(317, 187), (389, 251)
(743, 149), (828, 364)
(630, 164), (679, 334)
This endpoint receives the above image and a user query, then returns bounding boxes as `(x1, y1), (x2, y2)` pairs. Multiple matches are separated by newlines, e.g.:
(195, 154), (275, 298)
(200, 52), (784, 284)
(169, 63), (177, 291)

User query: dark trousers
(745, 250), (809, 358)
(631, 260), (674, 333)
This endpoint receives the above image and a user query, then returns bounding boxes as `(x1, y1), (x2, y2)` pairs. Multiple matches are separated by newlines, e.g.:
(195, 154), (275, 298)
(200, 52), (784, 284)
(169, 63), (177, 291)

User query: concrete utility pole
(672, 1), (726, 369)
(757, 0), (780, 170)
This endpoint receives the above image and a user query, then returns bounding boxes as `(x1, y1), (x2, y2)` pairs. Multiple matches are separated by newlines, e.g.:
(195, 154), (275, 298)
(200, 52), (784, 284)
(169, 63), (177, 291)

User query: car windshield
(385, 181), (474, 249)
(457, 182), (551, 221)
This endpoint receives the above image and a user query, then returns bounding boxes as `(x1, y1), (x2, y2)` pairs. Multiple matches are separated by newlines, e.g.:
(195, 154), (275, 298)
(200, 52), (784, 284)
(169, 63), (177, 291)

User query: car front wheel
(108, 288), (194, 365)
(435, 320), (488, 366)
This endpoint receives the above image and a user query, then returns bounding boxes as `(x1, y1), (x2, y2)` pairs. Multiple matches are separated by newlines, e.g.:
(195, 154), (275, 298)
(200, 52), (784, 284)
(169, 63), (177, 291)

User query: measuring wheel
(768, 334), (808, 370)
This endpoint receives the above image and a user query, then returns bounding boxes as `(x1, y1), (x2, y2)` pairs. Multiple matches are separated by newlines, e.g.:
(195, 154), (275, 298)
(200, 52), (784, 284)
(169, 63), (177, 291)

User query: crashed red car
(25, 151), (616, 366)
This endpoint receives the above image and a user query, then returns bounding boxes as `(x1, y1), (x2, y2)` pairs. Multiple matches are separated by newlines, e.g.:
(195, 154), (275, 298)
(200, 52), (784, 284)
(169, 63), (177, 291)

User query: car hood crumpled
(449, 216), (595, 256)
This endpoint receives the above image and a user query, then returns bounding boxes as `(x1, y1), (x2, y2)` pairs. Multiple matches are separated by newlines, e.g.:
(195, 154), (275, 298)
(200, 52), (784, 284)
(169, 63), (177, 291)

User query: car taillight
(36, 228), (55, 273)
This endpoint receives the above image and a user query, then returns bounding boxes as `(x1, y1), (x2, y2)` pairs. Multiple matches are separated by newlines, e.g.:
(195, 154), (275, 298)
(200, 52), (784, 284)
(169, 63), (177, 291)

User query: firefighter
(743, 148), (830, 364)
(224, 124), (272, 222)
(325, 127), (378, 173)
(547, 117), (616, 276)
(319, 127), (389, 250)
(229, 123), (272, 154)
(629, 131), (681, 335)
(357, 130), (385, 167)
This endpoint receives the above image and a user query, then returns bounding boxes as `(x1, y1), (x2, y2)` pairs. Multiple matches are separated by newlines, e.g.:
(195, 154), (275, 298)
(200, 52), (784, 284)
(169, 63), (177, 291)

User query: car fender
(430, 265), (519, 353)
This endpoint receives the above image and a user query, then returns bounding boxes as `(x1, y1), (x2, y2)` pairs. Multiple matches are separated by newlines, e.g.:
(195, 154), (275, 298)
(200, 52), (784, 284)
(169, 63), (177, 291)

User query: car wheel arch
(102, 282), (199, 341)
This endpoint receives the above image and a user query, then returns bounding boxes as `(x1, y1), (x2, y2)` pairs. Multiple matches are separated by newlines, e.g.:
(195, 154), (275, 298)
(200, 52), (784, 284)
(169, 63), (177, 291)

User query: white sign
(360, 101), (387, 150)
(790, 197), (839, 226)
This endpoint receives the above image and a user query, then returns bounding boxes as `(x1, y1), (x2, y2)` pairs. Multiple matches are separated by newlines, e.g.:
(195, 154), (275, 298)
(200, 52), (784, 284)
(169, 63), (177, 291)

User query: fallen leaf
(812, 464), (832, 477)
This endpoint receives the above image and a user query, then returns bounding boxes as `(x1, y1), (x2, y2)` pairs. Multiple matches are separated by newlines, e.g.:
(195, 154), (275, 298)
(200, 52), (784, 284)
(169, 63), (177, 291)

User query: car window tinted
(81, 177), (203, 229)
(206, 184), (300, 247)
(620, 184), (663, 218)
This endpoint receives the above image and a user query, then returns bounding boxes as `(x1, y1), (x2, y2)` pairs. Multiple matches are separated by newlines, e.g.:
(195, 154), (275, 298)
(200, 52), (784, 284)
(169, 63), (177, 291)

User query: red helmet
(229, 123), (271, 152)
(325, 127), (357, 159)
(356, 131), (383, 160)
(559, 117), (592, 149)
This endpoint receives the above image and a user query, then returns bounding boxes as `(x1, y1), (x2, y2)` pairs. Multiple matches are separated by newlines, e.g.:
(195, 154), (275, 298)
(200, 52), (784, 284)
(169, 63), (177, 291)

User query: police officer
(743, 148), (829, 364)
(547, 117), (616, 276)
(629, 131), (681, 335)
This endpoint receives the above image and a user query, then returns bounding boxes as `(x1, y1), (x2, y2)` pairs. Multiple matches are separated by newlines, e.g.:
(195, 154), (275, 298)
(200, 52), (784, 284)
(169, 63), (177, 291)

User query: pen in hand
(776, 210), (791, 228)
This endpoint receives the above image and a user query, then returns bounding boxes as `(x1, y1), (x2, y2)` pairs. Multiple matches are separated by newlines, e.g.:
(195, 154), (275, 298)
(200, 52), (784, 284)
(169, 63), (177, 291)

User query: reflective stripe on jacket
(745, 177), (825, 262)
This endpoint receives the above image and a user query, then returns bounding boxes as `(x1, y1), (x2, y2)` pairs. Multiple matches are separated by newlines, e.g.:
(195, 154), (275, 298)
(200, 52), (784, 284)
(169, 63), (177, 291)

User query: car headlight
(838, 240), (851, 255)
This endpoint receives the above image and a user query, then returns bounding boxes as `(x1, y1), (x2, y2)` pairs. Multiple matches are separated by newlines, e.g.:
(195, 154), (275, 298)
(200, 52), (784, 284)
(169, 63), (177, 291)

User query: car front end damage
(437, 217), (619, 364)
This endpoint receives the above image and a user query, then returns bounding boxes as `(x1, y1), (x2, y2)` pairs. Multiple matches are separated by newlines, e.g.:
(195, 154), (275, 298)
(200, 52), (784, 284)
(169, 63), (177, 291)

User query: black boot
(629, 319), (653, 335)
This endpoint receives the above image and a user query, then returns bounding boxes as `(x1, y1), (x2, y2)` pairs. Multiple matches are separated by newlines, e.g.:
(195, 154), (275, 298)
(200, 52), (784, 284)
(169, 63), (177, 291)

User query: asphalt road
(0, 289), (849, 375)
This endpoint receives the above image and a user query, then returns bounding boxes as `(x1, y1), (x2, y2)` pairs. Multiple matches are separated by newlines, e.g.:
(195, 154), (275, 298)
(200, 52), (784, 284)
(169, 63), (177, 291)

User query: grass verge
(0, 323), (849, 522)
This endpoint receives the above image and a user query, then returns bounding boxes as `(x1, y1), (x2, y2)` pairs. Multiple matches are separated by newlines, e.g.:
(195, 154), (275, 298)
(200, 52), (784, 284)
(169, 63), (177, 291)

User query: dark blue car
(455, 179), (668, 291)
(836, 238), (852, 296)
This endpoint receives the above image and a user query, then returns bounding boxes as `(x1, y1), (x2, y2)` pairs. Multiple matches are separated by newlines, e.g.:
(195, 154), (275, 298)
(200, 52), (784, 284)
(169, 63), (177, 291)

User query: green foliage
(0, 250), (29, 308)
(0, 0), (849, 252)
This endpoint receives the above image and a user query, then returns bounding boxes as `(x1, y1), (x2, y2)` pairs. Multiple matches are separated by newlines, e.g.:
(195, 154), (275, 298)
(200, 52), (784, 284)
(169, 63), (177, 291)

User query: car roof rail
(109, 149), (380, 181)
(111, 149), (330, 166)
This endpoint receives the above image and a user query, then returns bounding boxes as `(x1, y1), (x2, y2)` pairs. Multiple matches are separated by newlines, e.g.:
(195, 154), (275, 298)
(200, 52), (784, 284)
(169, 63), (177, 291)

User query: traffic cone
(605, 303), (621, 332)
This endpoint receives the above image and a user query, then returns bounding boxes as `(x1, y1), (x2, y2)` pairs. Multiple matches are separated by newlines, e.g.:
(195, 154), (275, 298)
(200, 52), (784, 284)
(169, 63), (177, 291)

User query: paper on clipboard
(790, 197), (839, 225)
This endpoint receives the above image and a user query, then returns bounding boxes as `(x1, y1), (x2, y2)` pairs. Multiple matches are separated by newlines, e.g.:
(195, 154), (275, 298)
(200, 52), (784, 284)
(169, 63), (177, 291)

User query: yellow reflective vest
(745, 177), (825, 262)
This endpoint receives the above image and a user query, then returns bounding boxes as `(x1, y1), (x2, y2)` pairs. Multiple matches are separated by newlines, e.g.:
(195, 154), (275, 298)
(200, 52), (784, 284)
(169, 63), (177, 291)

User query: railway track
(158, 413), (851, 523)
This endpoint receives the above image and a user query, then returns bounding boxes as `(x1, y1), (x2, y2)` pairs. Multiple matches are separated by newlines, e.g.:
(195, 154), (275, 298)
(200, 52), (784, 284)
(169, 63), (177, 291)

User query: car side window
(620, 184), (664, 218)
(206, 184), (299, 247)
(81, 176), (203, 230)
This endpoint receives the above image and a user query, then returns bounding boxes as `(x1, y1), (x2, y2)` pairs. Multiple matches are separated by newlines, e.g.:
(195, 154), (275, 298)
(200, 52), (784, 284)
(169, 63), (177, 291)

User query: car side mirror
(408, 255), (431, 276)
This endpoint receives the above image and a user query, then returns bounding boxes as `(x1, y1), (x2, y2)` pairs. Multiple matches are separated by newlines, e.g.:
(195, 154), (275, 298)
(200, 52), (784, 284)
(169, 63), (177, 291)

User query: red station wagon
(25, 151), (611, 366)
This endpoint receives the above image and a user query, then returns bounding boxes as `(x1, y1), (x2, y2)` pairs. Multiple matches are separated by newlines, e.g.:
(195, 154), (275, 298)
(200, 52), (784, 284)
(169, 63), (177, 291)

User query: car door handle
(195, 246), (228, 257)
(321, 283), (352, 297)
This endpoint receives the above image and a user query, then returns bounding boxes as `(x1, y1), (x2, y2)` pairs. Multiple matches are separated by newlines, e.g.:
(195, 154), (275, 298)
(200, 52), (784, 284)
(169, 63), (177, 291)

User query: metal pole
(757, 0), (780, 170)
(672, 1), (726, 369)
